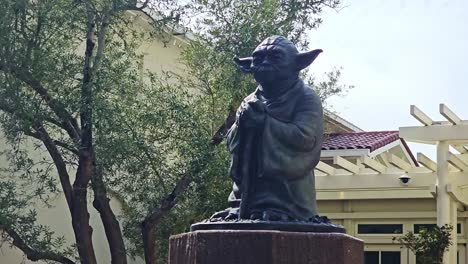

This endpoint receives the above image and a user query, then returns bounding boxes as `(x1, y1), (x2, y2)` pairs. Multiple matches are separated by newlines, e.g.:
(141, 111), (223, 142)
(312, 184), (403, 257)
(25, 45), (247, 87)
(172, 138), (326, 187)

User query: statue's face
(251, 37), (298, 85)
(233, 36), (322, 88)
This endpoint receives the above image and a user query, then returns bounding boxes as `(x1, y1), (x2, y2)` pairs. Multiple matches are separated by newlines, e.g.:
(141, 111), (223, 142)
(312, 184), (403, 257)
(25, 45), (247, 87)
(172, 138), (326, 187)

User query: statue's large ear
(296, 49), (323, 70)
(233, 57), (253, 73)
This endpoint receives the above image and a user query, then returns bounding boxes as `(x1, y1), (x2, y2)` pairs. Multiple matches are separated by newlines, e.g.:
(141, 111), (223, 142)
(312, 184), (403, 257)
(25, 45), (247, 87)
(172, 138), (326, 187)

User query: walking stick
(238, 127), (255, 220)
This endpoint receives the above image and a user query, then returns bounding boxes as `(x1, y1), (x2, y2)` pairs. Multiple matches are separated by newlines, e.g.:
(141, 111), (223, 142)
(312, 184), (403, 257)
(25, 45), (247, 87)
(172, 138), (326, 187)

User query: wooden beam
(362, 156), (387, 173)
(387, 153), (412, 171)
(368, 140), (400, 157)
(378, 154), (391, 167)
(430, 184), (437, 197)
(320, 149), (369, 158)
(333, 156), (360, 174)
(457, 153), (468, 160)
(452, 145), (468, 154)
(410, 105), (433, 126)
(447, 184), (468, 206)
(399, 125), (468, 144)
(316, 161), (335, 175)
(448, 153), (468, 171)
(417, 152), (437, 172)
(439, 103), (461, 125)
(314, 169), (325, 176)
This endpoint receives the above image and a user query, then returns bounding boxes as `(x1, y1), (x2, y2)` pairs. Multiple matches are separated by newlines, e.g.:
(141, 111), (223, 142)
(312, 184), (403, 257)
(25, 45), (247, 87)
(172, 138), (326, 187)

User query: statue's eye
(253, 56), (263, 64)
(270, 53), (282, 61)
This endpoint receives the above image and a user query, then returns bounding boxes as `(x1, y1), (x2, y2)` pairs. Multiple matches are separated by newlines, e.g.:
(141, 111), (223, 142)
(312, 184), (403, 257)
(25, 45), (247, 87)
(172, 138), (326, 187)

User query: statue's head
(234, 36), (322, 85)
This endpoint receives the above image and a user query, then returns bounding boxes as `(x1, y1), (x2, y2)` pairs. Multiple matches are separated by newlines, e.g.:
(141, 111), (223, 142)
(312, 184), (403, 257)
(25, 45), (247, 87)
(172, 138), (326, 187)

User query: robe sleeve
(226, 110), (242, 182)
(266, 91), (322, 151)
(261, 90), (323, 179)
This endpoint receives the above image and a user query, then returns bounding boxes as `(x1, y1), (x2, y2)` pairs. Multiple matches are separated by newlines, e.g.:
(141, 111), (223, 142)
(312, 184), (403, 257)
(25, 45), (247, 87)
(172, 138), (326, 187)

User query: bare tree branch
(139, 0), (151, 10)
(0, 63), (81, 141)
(91, 166), (127, 264)
(123, 3), (182, 34)
(0, 99), (65, 130)
(1, 226), (75, 264)
(76, 0), (96, 186)
(34, 123), (74, 210)
(145, 172), (192, 224)
(24, 130), (79, 156)
(0, 98), (79, 156)
(124, 0), (151, 11)
(64, 2), (101, 263)
(210, 107), (236, 145)
(141, 172), (192, 264)
(92, 7), (112, 74)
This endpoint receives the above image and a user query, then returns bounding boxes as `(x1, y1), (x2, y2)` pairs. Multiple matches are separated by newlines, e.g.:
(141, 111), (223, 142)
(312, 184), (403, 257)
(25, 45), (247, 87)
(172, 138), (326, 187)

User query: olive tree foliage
(177, 0), (352, 145)
(0, 0), (208, 263)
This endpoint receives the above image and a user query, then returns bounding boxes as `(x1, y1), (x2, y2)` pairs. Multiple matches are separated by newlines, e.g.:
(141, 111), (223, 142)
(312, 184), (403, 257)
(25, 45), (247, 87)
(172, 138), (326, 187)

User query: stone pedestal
(169, 230), (363, 264)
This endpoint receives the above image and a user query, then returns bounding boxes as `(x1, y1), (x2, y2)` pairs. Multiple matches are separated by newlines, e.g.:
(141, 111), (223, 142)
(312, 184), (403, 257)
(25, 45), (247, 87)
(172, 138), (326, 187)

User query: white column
(437, 141), (451, 264)
(451, 201), (458, 264)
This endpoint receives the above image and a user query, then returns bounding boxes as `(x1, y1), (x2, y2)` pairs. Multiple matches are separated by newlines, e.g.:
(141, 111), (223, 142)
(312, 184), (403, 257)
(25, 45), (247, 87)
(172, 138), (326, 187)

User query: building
(316, 104), (468, 264)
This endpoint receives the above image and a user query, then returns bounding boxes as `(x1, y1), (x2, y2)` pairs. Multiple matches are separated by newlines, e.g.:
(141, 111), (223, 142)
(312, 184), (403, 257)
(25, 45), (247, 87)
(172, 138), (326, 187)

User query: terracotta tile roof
(321, 131), (400, 152)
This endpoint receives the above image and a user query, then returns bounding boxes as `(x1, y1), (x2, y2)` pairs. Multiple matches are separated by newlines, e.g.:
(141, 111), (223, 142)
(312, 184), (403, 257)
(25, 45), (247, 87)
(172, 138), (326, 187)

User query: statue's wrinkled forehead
(253, 36), (298, 55)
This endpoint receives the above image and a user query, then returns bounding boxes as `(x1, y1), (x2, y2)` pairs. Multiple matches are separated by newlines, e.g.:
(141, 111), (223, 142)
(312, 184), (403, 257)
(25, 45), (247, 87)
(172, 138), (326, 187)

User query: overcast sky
(309, 0), (468, 157)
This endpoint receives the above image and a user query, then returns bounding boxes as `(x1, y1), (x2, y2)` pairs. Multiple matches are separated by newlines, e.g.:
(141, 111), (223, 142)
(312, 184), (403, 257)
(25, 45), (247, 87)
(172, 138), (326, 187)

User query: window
(381, 252), (401, 264)
(414, 223), (461, 234)
(365, 251), (378, 264)
(365, 251), (401, 264)
(358, 224), (403, 234)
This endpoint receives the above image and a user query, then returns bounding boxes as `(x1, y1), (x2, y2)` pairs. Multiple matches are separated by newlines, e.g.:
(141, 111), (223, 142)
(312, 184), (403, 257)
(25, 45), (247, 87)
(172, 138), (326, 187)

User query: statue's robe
(226, 79), (323, 221)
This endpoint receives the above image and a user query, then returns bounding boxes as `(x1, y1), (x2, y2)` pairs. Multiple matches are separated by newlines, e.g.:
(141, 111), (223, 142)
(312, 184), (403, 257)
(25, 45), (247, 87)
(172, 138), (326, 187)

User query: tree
(394, 224), (453, 264)
(0, 0), (203, 263)
(0, 0), (349, 263)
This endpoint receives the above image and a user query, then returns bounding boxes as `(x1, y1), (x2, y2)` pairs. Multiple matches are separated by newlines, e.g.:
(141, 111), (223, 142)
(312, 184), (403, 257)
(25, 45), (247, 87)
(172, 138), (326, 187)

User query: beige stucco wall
(318, 198), (468, 264)
(127, 10), (190, 77)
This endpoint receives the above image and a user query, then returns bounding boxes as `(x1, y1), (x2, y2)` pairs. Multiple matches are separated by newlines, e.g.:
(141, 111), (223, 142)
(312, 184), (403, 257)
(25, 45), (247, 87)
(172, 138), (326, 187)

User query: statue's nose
(260, 59), (271, 66)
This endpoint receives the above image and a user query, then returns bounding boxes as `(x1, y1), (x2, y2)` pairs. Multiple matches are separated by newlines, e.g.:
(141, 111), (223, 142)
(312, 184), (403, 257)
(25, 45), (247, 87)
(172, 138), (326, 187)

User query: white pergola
(400, 104), (468, 264)
(313, 104), (468, 263)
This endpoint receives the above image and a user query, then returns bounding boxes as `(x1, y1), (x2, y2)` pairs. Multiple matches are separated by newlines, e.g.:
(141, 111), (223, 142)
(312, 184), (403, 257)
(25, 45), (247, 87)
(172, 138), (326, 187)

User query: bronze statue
(192, 36), (342, 232)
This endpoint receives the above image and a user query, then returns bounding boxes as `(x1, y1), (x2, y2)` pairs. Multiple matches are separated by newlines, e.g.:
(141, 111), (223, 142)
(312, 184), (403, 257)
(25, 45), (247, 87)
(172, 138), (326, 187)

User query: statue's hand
(239, 99), (266, 128)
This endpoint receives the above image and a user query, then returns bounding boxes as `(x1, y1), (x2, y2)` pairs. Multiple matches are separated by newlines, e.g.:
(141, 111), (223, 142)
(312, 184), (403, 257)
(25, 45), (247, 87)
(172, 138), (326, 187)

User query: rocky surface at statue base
(191, 218), (346, 233)
(168, 229), (364, 264)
